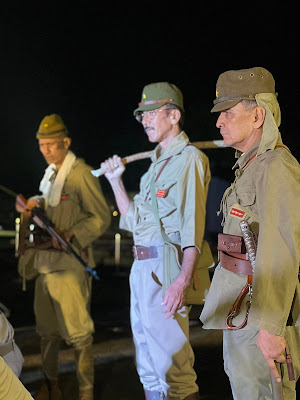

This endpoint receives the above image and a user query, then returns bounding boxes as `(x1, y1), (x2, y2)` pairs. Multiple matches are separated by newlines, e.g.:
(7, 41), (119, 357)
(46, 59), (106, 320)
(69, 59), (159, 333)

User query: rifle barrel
(32, 207), (100, 280)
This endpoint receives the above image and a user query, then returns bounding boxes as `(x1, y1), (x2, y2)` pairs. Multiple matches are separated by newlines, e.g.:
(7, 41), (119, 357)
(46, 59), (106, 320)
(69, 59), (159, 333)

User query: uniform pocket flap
(238, 190), (256, 206)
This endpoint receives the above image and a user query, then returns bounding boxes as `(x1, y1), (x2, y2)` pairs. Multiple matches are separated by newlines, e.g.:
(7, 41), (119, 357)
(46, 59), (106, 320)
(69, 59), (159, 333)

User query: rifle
(16, 194), (100, 280)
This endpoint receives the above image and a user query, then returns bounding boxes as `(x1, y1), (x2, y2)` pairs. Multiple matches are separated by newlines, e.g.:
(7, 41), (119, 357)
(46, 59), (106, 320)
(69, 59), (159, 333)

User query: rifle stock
(16, 194), (100, 280)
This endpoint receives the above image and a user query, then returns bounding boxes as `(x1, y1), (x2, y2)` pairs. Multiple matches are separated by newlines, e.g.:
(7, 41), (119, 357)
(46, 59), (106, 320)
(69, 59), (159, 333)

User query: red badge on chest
(156, 189), (169, 198)
(230, 207), (245, 218)
(61, 194), (68, 200)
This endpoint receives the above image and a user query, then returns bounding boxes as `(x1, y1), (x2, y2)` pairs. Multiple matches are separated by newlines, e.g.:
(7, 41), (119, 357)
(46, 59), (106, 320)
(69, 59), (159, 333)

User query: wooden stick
(91, 140), (226, 177)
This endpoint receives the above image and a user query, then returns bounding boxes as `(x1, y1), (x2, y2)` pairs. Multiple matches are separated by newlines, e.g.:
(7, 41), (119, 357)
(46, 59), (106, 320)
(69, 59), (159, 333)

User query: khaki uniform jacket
(120, 131), (213, 265)
(33, 158), (111, 273)
(201, 136), (300, 336)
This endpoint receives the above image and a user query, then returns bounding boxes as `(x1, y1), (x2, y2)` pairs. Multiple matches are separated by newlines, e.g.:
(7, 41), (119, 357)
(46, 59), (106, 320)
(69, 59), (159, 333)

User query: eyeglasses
(135, 108), (174, 123)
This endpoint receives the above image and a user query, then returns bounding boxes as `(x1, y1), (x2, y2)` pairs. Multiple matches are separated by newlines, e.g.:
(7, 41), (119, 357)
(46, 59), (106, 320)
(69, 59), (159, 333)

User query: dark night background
(0, 7), (298, 398)
(0, 5), (297, 201)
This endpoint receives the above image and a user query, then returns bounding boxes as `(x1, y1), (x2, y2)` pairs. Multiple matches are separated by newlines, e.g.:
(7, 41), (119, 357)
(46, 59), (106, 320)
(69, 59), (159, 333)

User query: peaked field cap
(36, 114), (68, 139)
(211, 67), (276, 112)
(133, 82), (184, 116)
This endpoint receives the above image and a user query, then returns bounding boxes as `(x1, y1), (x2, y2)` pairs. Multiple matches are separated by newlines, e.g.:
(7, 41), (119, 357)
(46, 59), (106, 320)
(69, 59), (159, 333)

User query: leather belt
(218, 233), (254, 331)
(219, 250), (253, 275)
(132, 245), (159, 260)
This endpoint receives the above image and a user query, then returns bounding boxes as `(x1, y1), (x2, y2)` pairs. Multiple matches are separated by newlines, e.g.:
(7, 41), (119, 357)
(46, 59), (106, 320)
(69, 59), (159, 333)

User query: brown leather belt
(132, 245), (159, 260)
(218, 233), (254, 330)
(219, 251), (253, 275)
(218, 233), (252, 275)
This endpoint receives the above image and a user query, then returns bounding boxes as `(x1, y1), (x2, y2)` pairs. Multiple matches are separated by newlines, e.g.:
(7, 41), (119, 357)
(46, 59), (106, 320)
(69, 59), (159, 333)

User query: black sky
(0, 4), (297, 199)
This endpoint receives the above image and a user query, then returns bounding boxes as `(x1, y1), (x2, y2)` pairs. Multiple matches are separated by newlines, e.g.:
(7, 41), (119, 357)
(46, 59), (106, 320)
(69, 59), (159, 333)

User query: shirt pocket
(155, 180), (177, 218)
(237, 189), (256, 207)
(155, 180), (177, 198)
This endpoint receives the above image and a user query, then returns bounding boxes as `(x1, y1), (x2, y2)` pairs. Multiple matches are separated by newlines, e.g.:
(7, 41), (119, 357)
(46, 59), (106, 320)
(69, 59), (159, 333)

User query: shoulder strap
(144, 157), (172, 202)
(150, 157), (172, 243)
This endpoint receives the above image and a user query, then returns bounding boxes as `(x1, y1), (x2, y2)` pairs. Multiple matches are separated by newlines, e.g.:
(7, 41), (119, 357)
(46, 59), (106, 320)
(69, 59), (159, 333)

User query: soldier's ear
(170, 109), (181, 125)
(253, 106), (266, 129)
(63, 137), (72, 149)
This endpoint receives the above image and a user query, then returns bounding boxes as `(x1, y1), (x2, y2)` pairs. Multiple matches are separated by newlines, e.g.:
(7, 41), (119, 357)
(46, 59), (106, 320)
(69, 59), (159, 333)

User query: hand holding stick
(91, 140), (226, 177)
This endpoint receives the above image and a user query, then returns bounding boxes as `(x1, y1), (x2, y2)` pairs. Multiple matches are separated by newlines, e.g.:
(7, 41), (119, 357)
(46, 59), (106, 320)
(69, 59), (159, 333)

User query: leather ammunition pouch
(218, 233), (252, 276)
(218, 233), (253, 330)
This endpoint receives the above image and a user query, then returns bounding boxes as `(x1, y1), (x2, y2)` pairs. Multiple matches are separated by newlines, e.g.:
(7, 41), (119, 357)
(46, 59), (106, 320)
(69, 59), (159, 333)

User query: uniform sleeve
(177, 151), (211, 252)
(71, 168), (111, 249)
(249, 157), (300, 336)
(0, 357), (33, 399)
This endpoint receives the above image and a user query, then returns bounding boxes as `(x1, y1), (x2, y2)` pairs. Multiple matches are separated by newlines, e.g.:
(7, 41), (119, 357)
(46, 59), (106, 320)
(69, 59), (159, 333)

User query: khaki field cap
(133, 82), (184, 116)
(211, 67), (276, 112)
(36, 114), (68, 139)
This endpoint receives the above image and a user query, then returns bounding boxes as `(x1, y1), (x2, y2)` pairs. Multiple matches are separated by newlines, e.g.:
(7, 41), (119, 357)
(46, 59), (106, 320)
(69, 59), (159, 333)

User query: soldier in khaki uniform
(18, 114), (111, 400)
(101, 82), (213, 400)
(200, 67), (300, 399)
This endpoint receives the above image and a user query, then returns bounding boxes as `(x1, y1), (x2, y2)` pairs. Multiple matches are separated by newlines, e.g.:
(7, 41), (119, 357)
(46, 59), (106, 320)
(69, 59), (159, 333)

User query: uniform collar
(151, 131), (189, 163)
(233, 141), (260, 170)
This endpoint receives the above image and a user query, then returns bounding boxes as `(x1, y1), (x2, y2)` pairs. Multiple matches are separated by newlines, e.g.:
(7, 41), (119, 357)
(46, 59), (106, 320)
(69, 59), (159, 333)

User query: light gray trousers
(129, 242), (198, 399)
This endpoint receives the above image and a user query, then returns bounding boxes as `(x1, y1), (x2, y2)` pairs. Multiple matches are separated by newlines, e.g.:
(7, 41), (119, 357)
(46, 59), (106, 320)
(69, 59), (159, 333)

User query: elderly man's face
(216, 102), (260, 152)
(38, 136), (71, 169)
(141, 106), (178, 144)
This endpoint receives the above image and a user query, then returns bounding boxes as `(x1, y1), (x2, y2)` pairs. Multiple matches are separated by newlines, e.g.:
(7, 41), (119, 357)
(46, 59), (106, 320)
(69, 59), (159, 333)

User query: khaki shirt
(120, 131), (212, 260)
(33, 158), (111, 273)
(201, 141), (300, 336)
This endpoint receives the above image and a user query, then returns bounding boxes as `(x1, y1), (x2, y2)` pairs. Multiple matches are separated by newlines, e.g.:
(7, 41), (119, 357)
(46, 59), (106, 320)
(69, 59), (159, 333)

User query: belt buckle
(151, 246), (158, 258)
(132, 245), (138, 260)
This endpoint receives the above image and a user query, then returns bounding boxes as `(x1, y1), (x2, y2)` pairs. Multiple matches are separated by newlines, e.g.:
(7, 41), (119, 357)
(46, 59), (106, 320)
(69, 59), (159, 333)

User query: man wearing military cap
(200, 67), (300, 399)
(102, 82), (213, 399)
(18, 114), (111, 400)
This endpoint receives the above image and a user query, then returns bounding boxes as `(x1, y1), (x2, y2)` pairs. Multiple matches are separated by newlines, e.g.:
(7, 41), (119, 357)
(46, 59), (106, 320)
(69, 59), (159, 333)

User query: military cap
(211, 67), (276, 112)
(133, 82), (184, 116)
(36, 114), (68, 139)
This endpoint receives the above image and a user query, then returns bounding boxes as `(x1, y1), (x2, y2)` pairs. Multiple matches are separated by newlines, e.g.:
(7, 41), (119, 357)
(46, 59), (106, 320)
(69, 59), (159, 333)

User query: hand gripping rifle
(16, 194), (100, 280)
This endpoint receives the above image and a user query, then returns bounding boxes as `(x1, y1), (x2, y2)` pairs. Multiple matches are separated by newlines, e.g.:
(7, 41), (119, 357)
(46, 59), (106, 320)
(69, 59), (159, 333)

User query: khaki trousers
(223, 327), (299, 400)
(130, 242), (198, 399)
(34, 268), (94, 395)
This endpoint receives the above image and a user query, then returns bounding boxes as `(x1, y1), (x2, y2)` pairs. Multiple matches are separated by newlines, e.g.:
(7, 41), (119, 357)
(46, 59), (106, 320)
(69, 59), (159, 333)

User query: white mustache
(144, 126), (153, 133)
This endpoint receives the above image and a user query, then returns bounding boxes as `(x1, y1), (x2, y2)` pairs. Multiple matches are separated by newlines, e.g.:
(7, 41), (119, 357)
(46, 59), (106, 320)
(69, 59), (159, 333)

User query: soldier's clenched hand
(101, 155), (125, 181)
